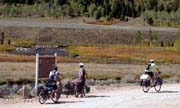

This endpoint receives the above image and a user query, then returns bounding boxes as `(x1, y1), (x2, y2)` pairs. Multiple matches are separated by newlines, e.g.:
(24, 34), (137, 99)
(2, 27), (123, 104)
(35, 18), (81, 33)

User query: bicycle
(140, 71), (163, 93)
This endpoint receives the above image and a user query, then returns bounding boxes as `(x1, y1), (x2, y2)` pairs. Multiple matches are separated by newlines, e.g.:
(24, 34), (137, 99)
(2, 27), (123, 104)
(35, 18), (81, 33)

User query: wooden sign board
(38, 56), (55, 78)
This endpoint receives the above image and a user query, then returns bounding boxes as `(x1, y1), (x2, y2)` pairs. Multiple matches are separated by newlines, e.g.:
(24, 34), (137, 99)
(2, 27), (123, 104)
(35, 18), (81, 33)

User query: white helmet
(79, 63), (84, 66)
(150, 59), (154, 62)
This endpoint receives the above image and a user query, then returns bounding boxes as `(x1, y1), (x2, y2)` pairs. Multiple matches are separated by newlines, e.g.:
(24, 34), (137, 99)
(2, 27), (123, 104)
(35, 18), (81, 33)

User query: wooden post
(1, 32), (4, 45)
(23, 84), (25, 99)
(54, 53), (57, 65)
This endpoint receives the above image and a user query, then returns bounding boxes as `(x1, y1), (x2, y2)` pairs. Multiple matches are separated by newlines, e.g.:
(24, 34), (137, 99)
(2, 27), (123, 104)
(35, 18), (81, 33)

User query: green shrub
(147, 17), (154, 25)
(135, 31), (142, 44)
(15, 40), (36, 48)
(0, 45), (15, 51)
(177, 73), (180, 79)
(93, 9), (101, 20)
(0, 32), (5, 45)
(174, 32), (180, 50)
(0, 79), (7, 85)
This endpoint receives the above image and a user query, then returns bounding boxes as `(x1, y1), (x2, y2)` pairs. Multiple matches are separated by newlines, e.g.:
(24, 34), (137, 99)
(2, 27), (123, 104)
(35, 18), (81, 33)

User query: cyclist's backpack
(146, 63), (151, 70)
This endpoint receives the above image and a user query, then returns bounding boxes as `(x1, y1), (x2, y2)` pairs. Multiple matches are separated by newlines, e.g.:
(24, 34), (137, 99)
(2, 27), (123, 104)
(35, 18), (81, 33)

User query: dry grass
(0, 62), (35, 83)
(0, 45), (16, 51)
(0, 54), (85, 63)
(0, 45), (179, 84)
(0, 26), (177, 46)
(86, 19), (122, 25)
(0, 62), (179, 84)
(0, 45), (179, 64)
(68, 45), (180, 64)
(0, 54), (35, 62)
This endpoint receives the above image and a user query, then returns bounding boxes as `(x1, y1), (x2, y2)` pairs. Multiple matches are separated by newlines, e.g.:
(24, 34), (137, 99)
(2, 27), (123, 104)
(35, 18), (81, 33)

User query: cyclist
(146, 59), (161, 86)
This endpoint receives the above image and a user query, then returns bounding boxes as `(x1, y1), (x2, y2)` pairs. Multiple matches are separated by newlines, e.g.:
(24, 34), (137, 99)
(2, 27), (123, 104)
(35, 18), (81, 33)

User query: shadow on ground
(46, 100), (84, 105)
(84, 95), (110, 98)
(149, 91), (179, 94)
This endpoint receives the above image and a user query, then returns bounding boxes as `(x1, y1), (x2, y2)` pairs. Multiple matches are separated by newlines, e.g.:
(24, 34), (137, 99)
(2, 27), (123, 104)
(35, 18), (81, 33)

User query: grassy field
(0, 25), (178, 46)
(0, 45), (179, 84)
(0, 62), (179, 84)
(68, 45), (180, 64)
(0, 45), (179, 64)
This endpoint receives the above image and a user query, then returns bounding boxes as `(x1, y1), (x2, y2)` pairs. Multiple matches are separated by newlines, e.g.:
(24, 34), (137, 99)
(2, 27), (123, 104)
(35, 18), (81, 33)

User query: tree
(172, 0), (179, 11)
(158, 0), (164, 11)
(103, 0), (110, 16)
(160, 41), (164, 47)
(135, 3), (141, 16)
(100, 6), (105, 17)
(0, 0), (179, 24)
(111, 0), (118, 17)
(97, 5), (104, 18)
(147, 17), (154, 25)
(93, 10), (100, 19)
(88, 4), (96, 17)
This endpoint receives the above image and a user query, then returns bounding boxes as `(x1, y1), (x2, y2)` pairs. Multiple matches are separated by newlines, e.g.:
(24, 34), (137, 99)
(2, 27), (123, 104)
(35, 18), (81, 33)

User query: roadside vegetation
(0, 63), (179, 85)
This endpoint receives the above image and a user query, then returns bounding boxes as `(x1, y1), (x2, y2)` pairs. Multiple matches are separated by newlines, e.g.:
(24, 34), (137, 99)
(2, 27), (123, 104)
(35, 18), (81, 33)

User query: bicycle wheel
(51, 91), (60, 103)
(38, 89), (47, 104)
(142, 81), (150, 93)
(154, 82), (161, 92)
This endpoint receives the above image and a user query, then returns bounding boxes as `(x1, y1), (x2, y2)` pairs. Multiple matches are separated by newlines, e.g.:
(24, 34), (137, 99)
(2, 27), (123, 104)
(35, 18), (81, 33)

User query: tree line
(0, 0), (179, 26)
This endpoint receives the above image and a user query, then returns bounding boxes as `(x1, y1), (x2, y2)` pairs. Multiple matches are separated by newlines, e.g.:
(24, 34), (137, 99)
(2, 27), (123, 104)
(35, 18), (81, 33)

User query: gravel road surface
(0, 84), (180, 108)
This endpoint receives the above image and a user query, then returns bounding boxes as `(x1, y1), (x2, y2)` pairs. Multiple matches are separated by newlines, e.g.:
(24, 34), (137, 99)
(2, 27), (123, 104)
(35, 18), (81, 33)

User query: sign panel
(38, 56), (55, 78)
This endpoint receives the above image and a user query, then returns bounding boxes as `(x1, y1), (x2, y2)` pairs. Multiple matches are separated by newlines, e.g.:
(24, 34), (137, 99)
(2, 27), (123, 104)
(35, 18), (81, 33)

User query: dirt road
(0, 18), (178, 32)
(0, 84), (180, 108)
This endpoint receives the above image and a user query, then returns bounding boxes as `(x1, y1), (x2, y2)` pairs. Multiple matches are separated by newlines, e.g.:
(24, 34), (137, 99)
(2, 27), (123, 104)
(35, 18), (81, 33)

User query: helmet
(54, 66), (58, 71)
(79, 63), (84, 66)
(150, 59), (154, 63)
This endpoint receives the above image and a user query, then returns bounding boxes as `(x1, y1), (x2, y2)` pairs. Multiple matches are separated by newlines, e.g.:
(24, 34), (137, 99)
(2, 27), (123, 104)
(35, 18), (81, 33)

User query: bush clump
(14, 40), (36, 48)
(174, 32), (180, 51)
(0, 45), (15, 51)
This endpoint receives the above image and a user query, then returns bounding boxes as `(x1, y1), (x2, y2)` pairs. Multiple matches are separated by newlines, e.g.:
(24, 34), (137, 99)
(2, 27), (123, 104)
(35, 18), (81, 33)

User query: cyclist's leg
(53, 84), (59, 101)
(147, 72), (154, 87)
(151, 72), (156, 86)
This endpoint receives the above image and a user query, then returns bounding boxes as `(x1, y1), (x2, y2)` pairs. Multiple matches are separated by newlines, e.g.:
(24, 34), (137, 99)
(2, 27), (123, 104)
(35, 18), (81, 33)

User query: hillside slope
(0, 18), (178, 45)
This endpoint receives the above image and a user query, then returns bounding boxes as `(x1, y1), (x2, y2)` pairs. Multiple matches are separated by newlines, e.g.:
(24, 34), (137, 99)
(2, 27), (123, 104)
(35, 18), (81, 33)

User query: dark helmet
(54, 66), (58, 71)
